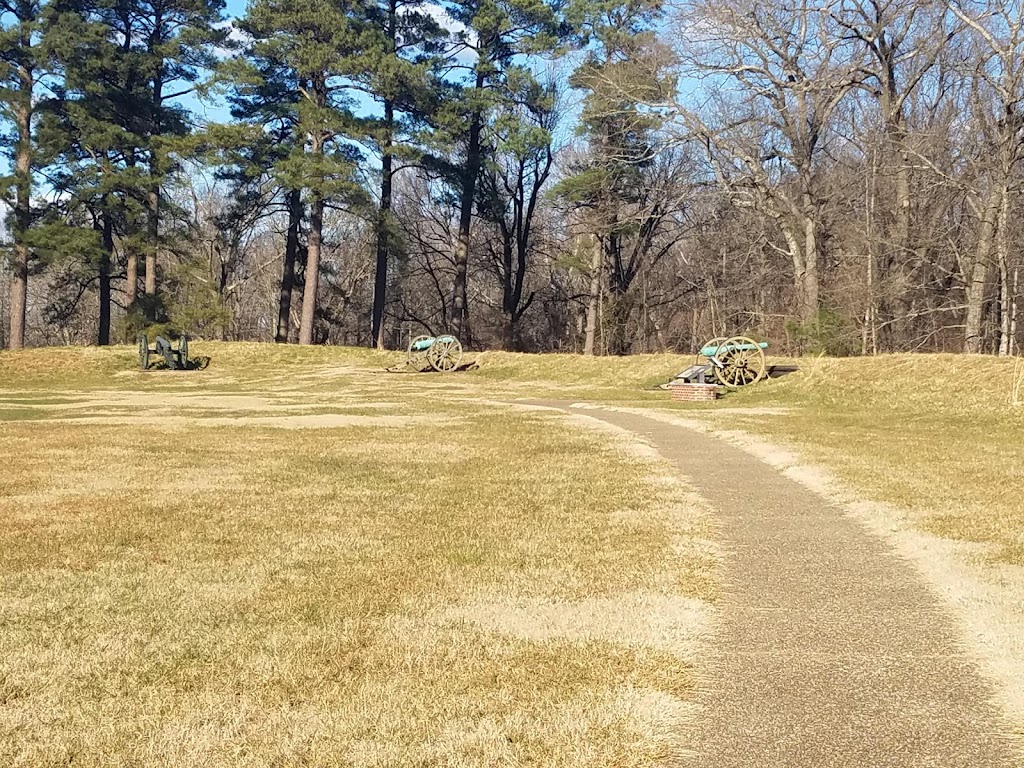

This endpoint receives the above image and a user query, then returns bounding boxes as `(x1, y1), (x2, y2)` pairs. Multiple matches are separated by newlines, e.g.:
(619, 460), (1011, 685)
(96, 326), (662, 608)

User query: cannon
(139, 334), (190, 371)
(699, 336), (768, 387)
(406, 334), (463, 372)
(668, 335), (769, 389)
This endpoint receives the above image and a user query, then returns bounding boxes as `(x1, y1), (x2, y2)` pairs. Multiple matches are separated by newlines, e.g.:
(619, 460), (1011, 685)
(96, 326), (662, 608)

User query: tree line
(1, 0), (1022, 356)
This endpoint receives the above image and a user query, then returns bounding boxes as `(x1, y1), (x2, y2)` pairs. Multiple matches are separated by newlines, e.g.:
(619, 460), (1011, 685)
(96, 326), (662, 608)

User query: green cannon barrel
(411, 335), (458, 352)
(700, 341), (768, 357)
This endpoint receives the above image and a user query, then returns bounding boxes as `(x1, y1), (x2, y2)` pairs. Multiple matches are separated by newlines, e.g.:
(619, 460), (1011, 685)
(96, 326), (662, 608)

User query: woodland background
(1, 0), (1022, 356)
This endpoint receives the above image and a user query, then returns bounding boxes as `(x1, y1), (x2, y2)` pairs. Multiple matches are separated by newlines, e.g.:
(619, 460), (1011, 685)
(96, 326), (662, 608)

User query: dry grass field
(0, 344), (716, 768)
(475, 346), (1024, 567)
(458, 349), (1024, 569)
(5, 342), (1024, 765)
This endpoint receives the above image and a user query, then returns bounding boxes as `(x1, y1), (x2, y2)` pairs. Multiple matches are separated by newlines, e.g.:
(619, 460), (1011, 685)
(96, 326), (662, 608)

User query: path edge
(559, 402), (1024, 742)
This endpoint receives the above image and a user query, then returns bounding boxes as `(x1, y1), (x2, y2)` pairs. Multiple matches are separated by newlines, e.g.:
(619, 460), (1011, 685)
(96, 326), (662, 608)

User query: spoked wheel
(407, 335), (433, 369)
(177, 335), (189, 370)
(138, 335), (150, 370)
(712, 336), (767, 388)
(427, 335), (463, 372)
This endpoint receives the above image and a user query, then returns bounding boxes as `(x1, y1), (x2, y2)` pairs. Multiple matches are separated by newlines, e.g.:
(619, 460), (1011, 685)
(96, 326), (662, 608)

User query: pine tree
(0, 0), (44, 348)
(238, 0), (369, 345)
(43, 0), (226, 338)
(218, 48), (306, 343)
(42, 0), (142, 344)
(346, 0), (446, 349)
(128, 0), (227, 298)
(556, 0), (675, 354)
(438, 0), (563, 341)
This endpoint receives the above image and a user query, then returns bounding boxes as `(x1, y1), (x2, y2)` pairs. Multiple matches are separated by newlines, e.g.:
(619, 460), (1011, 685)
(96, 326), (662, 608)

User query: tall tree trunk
(145, 182), (158, 296)
(604, 232), (633, 355)
(503, 315), (517, 351)
(298, 194), (324, 345)
(371, 0), (397, 350)
(777, 215), (812, 323)
(276, 189), (302, 343)
(371, 100), (394, 350)
(999, 257), (1010, 357)
(126, 251), (138, 306)
(8, 49), (32, 350)
(450, 67), (486, 339)
(893, 152), (911, 261)
(1010, 266), (1019, 357)
(887, 119), (912, 267)
(964, 264), (990, 354)
(863, 147), (877, 356)
(9, 248), (28, 350)
(145, 66), (163, 298)
(606, 297), (632, 355)
(998, 186), (1011, 357)
(123, 153), (139, 311)
(583, 234), (601, 356)
(801, 195), (820, 324)
(499, 234), (516, 349)
(965, 187), (1002, 354)
(98, 211), (114, 345)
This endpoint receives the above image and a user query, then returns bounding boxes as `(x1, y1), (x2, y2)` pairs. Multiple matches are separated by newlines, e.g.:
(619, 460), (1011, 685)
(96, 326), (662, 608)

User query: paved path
(548, 404), (1019, 767)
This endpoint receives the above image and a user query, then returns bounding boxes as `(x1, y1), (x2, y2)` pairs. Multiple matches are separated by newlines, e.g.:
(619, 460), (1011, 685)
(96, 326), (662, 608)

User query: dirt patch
(25, 391), (405, 413)
(614, 685), (696, 748)
(7, 469), (248, 507)
(704, 406), (792, 416)
(444, 591), (710, 658)
(50, 414), (454, 429)
(64, 393), (288, 410)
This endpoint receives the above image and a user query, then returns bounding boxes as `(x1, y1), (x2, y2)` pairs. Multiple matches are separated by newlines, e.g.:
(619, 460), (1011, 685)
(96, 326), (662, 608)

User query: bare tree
(475, 82), (558, 349)
(948, 0), (1024, 353)
(672, 0), (864, 327)
(836, 0), (961, 349)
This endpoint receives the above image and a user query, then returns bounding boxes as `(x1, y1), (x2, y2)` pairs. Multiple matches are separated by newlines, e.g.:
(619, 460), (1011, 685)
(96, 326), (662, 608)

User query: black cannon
(139, 334), (189, 370)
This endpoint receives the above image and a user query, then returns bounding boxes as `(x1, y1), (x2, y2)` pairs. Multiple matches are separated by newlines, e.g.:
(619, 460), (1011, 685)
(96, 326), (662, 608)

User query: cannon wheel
(407, 335), (432, 369)
(138, 335), (150, 370)
(427, 336), (462, 372)
(713, 336), (767, 388)
(177, 335), (189, 370)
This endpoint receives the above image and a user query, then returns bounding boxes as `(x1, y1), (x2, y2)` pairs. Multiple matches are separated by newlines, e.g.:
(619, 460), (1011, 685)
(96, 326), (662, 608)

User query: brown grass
(0, 343), (715, 767)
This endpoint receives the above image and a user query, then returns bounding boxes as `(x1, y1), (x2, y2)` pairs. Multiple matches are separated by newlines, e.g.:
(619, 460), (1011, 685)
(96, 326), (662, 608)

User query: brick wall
(668, 383), (720, 402)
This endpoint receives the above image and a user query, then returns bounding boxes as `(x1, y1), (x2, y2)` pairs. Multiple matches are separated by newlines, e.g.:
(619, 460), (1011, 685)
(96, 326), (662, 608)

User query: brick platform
(669, 383), (720, 401)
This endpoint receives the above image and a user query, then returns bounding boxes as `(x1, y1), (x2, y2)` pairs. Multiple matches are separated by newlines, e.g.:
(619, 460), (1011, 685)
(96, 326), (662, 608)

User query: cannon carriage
(406, 334), (464, 373)
(699, 336), (769, 387)
(670, 335), (769, 389)
(138, 334), (190, 371)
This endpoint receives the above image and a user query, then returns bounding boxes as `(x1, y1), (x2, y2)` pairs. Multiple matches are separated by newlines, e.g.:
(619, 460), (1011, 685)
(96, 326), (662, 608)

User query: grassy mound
(673, 354), (1024, 563)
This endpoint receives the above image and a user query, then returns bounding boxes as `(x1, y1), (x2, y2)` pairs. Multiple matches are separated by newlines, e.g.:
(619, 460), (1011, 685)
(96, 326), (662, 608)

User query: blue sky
(180, 0), (247, 125)
(184, 0), (470, 128)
